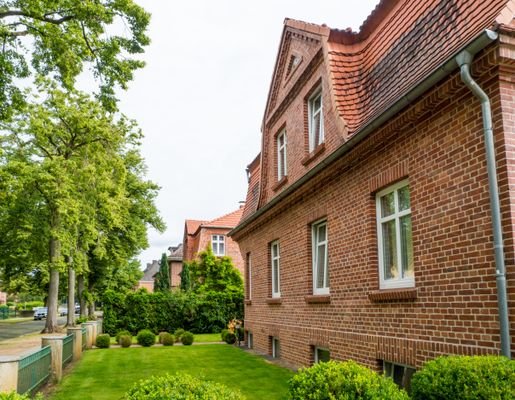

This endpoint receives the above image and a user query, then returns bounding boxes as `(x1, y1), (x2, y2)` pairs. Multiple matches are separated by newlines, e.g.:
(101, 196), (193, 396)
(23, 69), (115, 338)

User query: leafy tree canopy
(0, 0), (150, 118)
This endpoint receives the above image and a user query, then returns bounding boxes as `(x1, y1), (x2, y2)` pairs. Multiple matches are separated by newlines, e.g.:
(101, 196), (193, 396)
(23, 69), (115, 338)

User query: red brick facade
(231, 1), (515, 371)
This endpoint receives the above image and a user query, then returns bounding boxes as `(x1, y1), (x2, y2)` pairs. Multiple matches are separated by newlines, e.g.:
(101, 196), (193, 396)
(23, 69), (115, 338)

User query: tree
(154, 253), (170, 292)
(179, 262), (191, 292)
(0, 82), (163, 332)
(0, 0), (150, 119)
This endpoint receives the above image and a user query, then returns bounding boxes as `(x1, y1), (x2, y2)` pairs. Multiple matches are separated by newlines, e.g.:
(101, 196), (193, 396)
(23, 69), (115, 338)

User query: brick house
(168, 243), (184, 288)
(137, 259), (160, 292)
(230, 0), (515, 384)
(183, 207), (245, 275)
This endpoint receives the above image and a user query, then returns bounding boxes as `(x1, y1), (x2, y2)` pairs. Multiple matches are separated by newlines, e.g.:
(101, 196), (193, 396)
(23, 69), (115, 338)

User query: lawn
(109, 332), (222, 344)
(48, 345), (293, 400)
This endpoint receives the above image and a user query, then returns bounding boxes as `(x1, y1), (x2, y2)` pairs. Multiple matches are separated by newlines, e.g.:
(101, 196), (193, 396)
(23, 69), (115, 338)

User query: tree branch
(0, 10), (75, 25)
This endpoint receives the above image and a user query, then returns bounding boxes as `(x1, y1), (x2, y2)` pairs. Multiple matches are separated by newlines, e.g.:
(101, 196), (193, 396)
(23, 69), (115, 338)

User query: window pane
(398, 185), (410, 211)
(219, 243), (225, 255)
(272, 244), (278, 258)
(317, 224), (326, 243)
(316, 244), (326, 288)
(381, 192), (395, 217)
(213, 243), (218, 254)
(400, 215), (413, 278)
(313, 95), (321, 111)
(382, 220), (398, 279)
(313, 114), (321, 147)
(273, 261), (279, 293)
(316, 348), (330, 363)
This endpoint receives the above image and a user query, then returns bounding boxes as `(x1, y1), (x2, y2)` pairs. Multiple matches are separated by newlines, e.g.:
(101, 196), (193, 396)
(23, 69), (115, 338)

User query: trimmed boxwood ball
(221, 329), (229, 341)
(289, 360), (409, 400)
(161, 333), (175, 346)
(224, 332), (236, 345)
(116, 330), (132, 344)
(181, 331), (194, 346)
(124, 373), (245, 400)
(173, 328), (185, 342)
(158, 331), (169, 344)
(136, 329), (156, 347)
(410, 355), (515, 400)
(95, 334), (111, 348)
(119, 334), (132, 348)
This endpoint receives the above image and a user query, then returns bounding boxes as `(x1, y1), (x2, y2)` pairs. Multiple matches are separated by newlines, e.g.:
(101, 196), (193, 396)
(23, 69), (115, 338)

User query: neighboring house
(230, 0), (515, 385)
(137, 260), (160, 292)
(183, 207), (245, 275)
(0, 291), (6, 305)
(168, 243), (184, 288)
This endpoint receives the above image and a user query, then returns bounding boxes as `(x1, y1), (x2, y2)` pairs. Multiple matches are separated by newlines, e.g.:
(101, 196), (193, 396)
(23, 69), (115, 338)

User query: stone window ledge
(272, 176), (288, 191)
(305, 295), (331, 304)
(266, 297), (283, 305)
(301, 143), (326, 166)
(368, 288), (417, 302)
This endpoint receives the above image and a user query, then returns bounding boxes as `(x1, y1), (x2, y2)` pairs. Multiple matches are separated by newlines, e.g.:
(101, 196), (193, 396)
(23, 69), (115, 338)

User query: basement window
(383, 361), (416, 391)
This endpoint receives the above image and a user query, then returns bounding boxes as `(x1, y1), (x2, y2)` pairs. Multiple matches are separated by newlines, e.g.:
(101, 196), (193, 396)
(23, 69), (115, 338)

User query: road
(0, 316), (67, 341)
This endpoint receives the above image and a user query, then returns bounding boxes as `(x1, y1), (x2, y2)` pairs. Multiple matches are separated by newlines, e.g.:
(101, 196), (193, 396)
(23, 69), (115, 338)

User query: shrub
(124, 373), (245, 400)
(95, 334), (111, 348)
(411, 355), (515, 400)
(161, 333), (175, 346)
(289, 360), (409, 400)
(0, 392), (43, 400)
(221, 329), (229, 341)
(116, 330), (132, 344)
(119, 335), (132, 348)
(181, 331), (194, 346)
(158, 331), (169, 344)
(224, 332), (236, 345)
(76, 316), (88, 324)
(137, 329), (156, 347)
(174, 328), (185, 342)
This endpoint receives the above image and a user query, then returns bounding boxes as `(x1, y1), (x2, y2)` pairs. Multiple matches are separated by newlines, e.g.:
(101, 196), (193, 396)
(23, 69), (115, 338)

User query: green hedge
(0, 393), (43, 400)
(289, 360), (409, 400)
(102, 289), (243, 335)
(124, 373), (245, 400)
(410, 355), (515, 400)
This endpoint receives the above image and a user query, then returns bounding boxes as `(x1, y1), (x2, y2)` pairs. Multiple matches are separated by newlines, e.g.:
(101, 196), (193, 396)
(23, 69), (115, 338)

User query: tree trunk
(67, 260), (75, 326)
(44, 209), (61, 333)
(87, 280), (96, 319)
(78, 274), (86, 318)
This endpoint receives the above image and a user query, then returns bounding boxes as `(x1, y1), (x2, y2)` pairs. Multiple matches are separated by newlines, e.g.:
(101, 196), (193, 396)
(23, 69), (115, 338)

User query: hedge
(410, 355), (515, 400)
(102, 289), (243, 335)
(124, 373), (245, 400)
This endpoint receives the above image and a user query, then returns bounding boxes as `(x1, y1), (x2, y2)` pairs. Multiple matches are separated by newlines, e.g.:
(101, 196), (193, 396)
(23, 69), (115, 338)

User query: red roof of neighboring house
(202, 207), (244, 229)
(185, 220), (207, 236)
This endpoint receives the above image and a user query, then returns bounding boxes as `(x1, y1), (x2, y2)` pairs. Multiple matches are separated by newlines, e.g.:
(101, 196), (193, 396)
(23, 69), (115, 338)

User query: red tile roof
(185, 219), (206, 236)
(203, 207), (244, 229)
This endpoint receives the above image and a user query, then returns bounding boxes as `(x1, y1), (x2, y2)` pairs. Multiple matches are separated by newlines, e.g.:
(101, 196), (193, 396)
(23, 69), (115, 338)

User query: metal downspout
(456, 50), (511, 358)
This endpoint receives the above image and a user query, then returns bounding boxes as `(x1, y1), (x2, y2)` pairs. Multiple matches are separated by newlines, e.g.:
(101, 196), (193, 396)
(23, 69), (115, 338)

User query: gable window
(314, 347), (330, 363)
(211, 235), (225, 256)
(376, 180), (414, 289)
(277, 130), (287, 180)
(312, 220), (329, 295)
(271, 241), (281, 298)
(308, 89), (324, 152)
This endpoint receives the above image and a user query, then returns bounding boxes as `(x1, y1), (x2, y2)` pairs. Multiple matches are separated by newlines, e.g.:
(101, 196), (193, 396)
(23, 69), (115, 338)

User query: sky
(118, 0), (381, 268)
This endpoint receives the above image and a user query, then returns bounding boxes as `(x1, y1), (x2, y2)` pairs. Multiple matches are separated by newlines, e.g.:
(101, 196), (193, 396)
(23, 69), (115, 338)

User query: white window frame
(211, 235), (225, 256)
(312, 220), (329, 295)
(314, 347), (330, 363)
(308, 88), (324, 152)
(246, 253), (252, 301)
(271, 241), (281, 298)
(277, 130), (287, 180)
(247, 332), (253, 349)
(376, 179), (414, 289)
(272, 337), (280, 358)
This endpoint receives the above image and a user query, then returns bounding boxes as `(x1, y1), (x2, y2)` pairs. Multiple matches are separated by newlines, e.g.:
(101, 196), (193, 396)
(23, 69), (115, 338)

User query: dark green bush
(119, 335), (132, 348)
(289, 360), (409, 400)
(221, 329), (229, 341)
(124, 373), (245, 400)
(411, 355), (515, 400)
(137, 329), (156, 347)
(116, 330), (132, 344)
(161, 333), (175, 346)
(224, 332), (236, 345)
(181, 331), (194, 346)
(158, 331), (168, 344)
(174, 328), (185, 342)
(95, 334), (111, 348)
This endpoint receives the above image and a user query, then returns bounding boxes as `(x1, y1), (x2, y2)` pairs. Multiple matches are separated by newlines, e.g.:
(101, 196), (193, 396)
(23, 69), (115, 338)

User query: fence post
(66, 327), (83, 361)
(82, 322), (95, 349)
(0, 356), (19, 393)
(41, 336), (64, 383)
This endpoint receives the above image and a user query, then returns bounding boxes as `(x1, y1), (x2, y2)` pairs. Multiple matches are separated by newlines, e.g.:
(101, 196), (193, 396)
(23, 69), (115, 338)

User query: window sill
(301, 143), (325, 166)
(272, 176), (288, 191)
(244, 300), (252, 306)
(305, 295), (331, 304)
(266, 297), (282, 305)
(368, 288), (417, 302)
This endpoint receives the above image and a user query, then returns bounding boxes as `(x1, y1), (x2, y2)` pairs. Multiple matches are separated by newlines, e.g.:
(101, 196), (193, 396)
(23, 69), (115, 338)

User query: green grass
(49, 345), (293, 400)
(0, 317), (32, 324)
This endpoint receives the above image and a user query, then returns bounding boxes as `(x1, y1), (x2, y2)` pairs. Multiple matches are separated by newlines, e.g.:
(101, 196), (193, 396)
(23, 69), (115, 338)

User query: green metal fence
(0, 307), (8, 320)
(82, 327), (87, 350)
(62, 334), (73, 367)
(17, 345), (51, 394)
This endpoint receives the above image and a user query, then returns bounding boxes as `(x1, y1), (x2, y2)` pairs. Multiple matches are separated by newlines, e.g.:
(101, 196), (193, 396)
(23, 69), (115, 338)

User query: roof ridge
(204, 207), (244, 227)
(284, 18), (331, 36)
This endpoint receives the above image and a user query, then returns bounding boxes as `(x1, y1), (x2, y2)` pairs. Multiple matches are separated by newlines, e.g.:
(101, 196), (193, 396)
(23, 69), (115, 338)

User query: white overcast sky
(118, 1), (381, 268)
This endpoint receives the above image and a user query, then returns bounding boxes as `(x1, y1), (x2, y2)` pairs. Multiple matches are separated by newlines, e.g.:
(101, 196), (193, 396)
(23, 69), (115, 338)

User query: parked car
(58, 306), (67, 316)
(33, 307), (48, 320)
